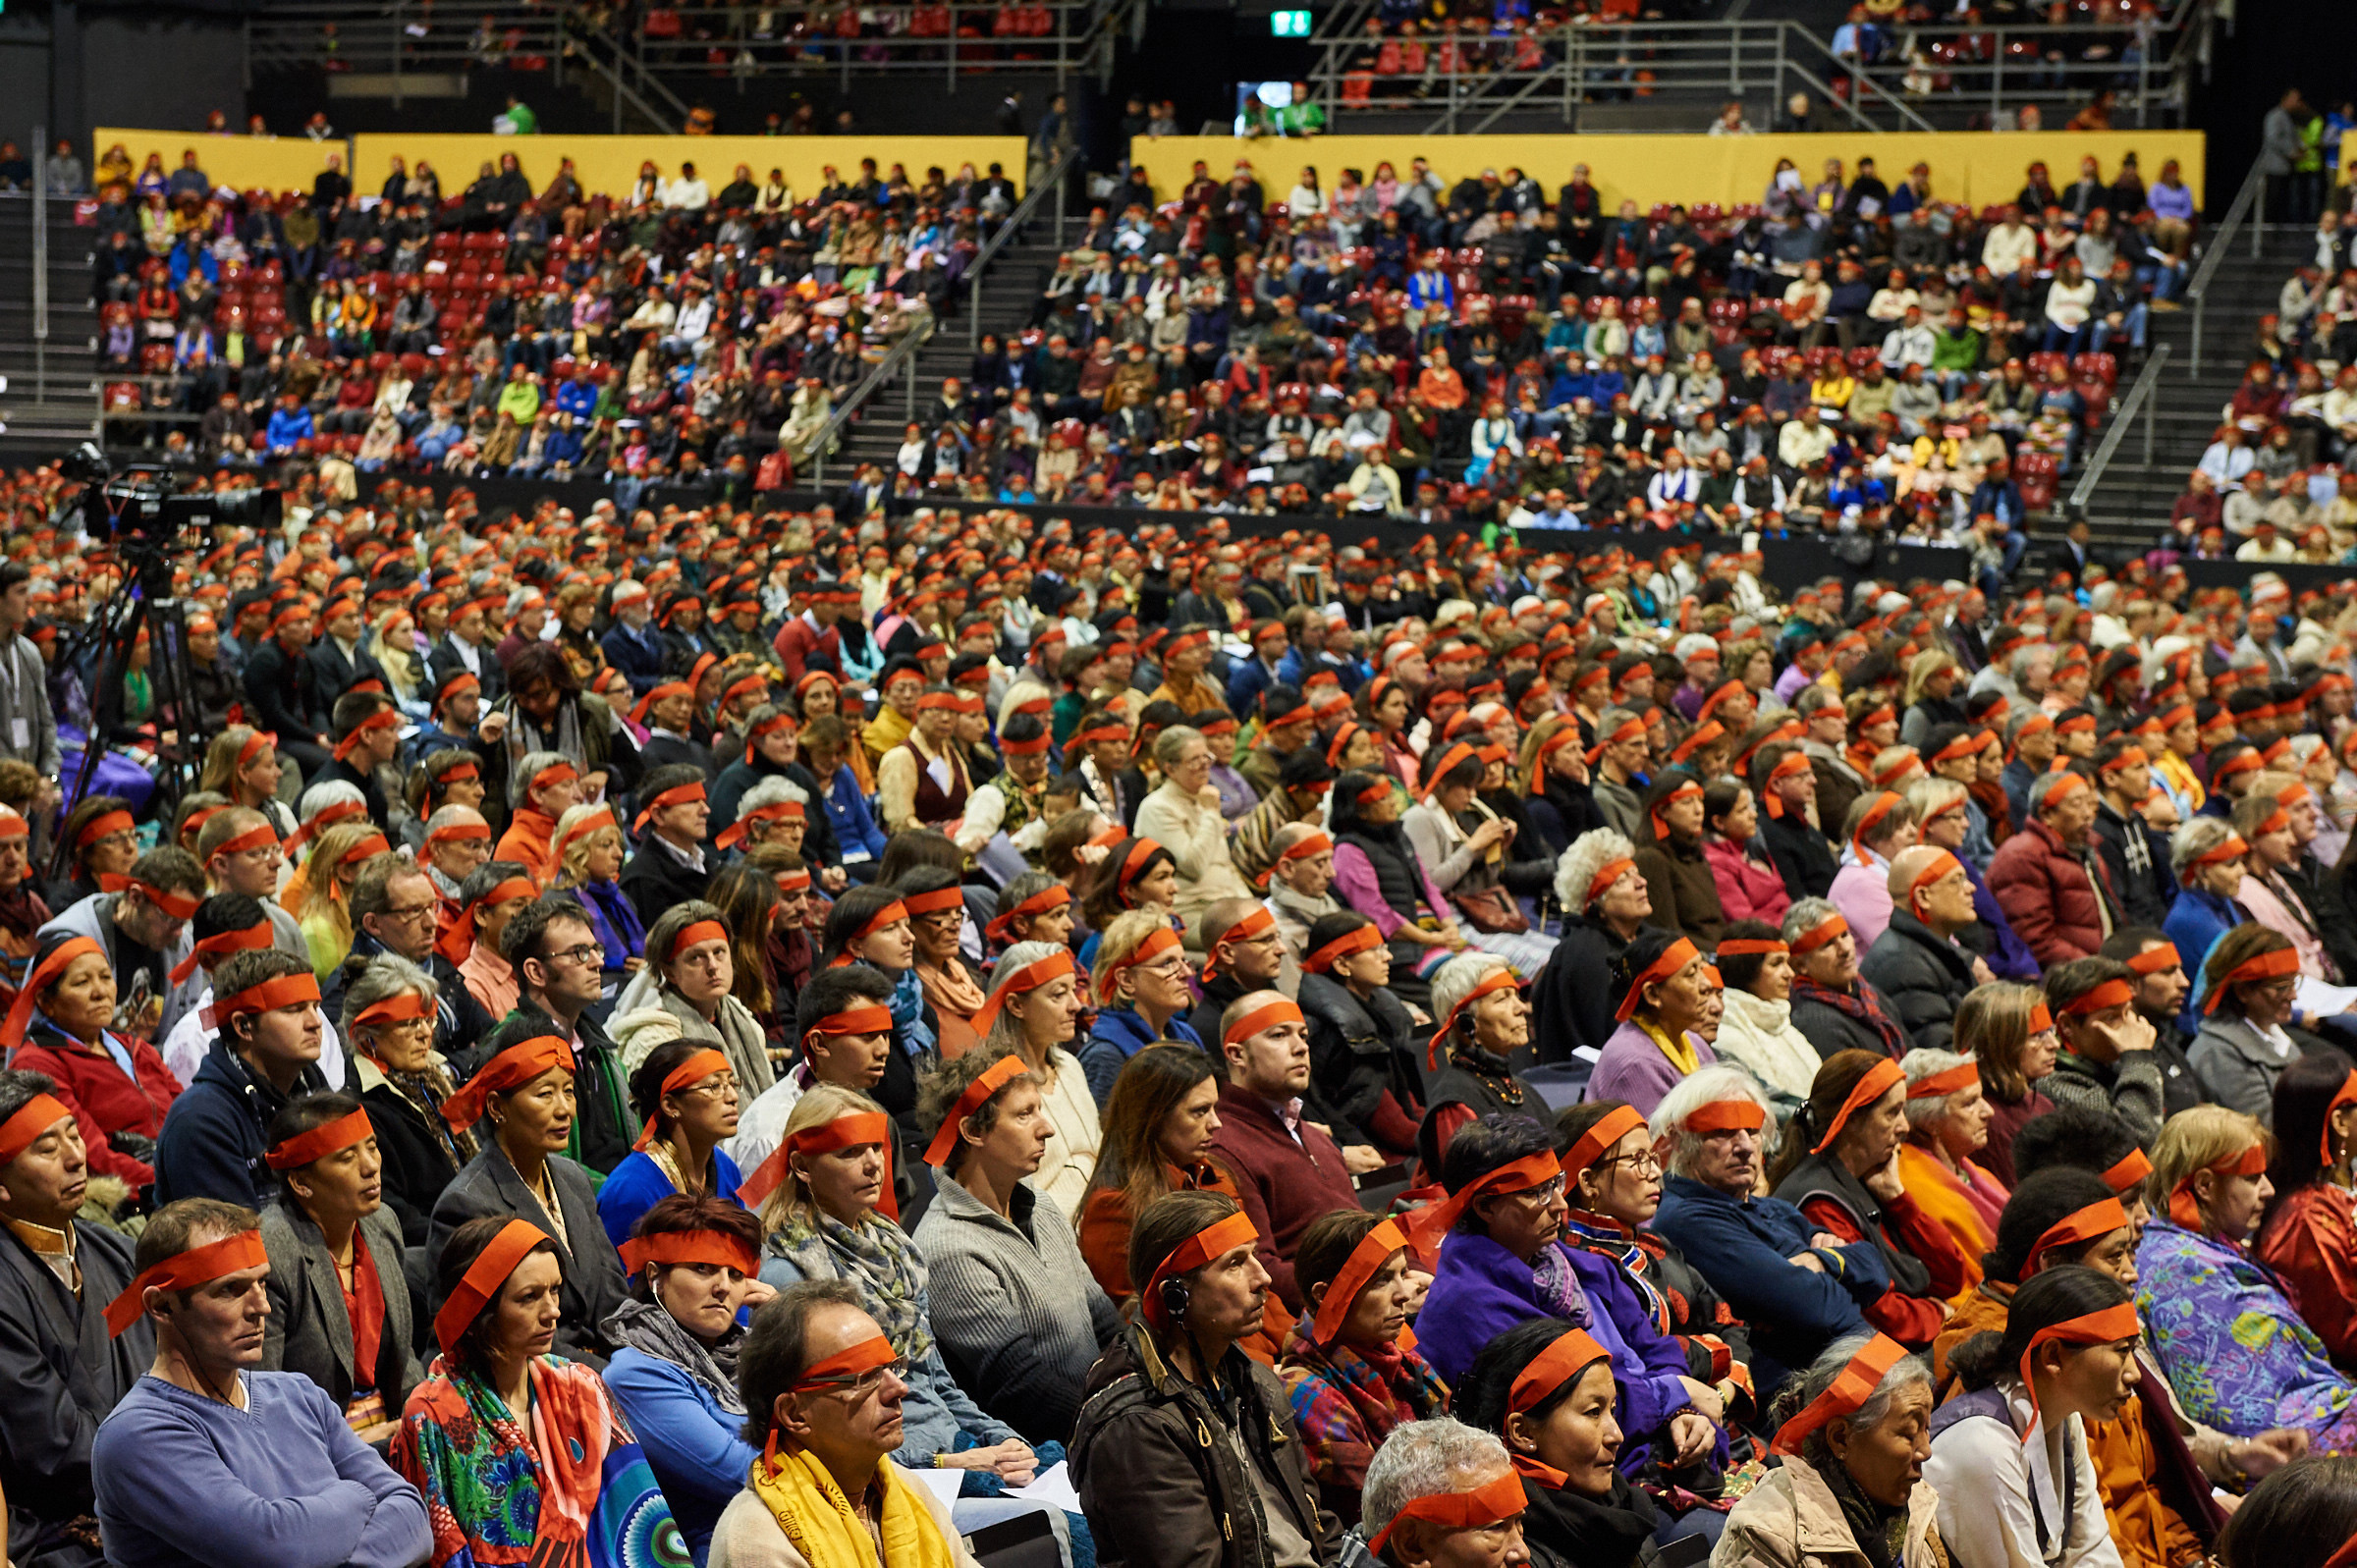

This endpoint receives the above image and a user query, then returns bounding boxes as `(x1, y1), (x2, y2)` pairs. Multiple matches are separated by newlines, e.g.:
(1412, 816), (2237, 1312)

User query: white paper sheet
(1007, 1461), (1082, 1513)
(909, 1467), (966, 1509)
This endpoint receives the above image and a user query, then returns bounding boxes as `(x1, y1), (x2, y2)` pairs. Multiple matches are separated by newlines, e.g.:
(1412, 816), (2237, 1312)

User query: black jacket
(1295, 971), (1419, 1149)
(352, 1051), (465, 1249)
(1857, 911), (1978, 1054)
(2089, 799), (2175, 931)
(1071, 1322), (1339, 1568)
(428, 1140), (626, 1364)
(1532, 913), (1629, 1066)
(0, 1217), (151, 1562)
(619, 839), (713, 932)
(242, 635), (327, 742)
(1786, 976), (1911, 1062)
(1763, 814), (1840, 902)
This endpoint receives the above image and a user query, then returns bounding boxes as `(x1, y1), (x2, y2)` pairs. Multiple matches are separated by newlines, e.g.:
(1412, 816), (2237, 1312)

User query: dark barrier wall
(369, 473), (1974, 600)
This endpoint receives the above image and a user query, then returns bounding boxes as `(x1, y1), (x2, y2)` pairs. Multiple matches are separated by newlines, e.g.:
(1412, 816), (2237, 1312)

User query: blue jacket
(602, 1349), (758, 1564)
(2165, 887), (2244, 1028)
(1650, 1174), (1889, 1397)
(596, 1149), (742, 1249)
(1078, 1008), (1204, 1107)
(154, 1045), (327, 1209)
(264, 406), (313, 454)
(601, 620), (670, 695)
(821, 766), (890, 861)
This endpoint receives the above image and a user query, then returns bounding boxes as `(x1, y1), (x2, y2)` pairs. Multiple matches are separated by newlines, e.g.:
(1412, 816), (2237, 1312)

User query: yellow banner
(350, 135), (1032, 206)
(92, 130), (351, 196)
(1125, 130), (2204, 216)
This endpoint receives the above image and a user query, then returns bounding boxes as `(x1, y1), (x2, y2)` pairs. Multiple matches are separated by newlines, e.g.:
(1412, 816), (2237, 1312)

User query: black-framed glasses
(545, 943), (605, 968)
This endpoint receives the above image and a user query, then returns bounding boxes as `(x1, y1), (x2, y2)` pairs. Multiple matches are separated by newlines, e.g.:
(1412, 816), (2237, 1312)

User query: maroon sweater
(1208, 1081), (1360, 1313)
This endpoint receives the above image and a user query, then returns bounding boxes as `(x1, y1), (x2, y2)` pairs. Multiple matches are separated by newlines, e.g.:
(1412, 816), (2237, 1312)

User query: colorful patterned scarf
(390, 1353), (688, 1568)
(1278, 1317), (1451, 1497)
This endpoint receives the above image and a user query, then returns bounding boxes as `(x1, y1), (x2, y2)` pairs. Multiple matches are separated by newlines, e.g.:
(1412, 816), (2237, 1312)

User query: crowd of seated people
(88, 143), (2185, 537)
(89, 145), (1018, 490)
(2161, 229), (2357, 566)
(860, 147), (2196, 536)
(4, 452), (2357, 1568)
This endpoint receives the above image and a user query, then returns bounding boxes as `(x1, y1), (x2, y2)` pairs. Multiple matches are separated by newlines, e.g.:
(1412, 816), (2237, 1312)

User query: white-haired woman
(1896, 1047), (2004, 1288)
(2164, 816), (2252, 976)
(1532, 829), (1651, 1067)
(1130, 726), (1253, 933)
(1361, 1417), (1524, 1568)
(1417, 951), (1543, 1181)
(1718, 1334), (1942, 1568)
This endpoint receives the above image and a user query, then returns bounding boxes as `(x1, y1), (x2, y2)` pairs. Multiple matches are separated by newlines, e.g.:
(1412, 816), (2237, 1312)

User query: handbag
(1453, 884), (1529, 935)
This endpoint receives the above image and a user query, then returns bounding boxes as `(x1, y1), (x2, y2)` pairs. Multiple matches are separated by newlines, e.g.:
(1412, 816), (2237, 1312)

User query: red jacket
(1208, 1082), (1359, 1315)
(1986, 818), (2116, 968)
(1703, 836), (1793, 927)
(772, 614), (841, 683)
(10, 1027), (181, 1186)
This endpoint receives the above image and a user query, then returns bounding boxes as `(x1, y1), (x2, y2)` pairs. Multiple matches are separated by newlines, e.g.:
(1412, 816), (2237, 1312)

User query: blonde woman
(549, 801), (643, 981)
(369, 609), (426, 715)
(291, 819), (396, 982)
(198, 725), (298, 838)
(1898, 649), (1967, 751)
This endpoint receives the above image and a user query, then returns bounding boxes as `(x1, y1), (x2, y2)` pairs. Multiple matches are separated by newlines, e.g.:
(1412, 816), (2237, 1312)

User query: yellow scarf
(1633, 1016), (1699, 1075)
(749, 1445), (959, 1568)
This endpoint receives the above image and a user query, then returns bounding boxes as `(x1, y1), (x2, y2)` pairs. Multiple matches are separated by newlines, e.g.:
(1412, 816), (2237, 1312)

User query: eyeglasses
(1503, 1175), (1566, 1205)
(382, 902), (439, 924)
(803, 1356), (911, 1397)
(1595, 1151), (1664, 1177)
(545, 943), (605, 968)
(683, 1074), (740, 1100)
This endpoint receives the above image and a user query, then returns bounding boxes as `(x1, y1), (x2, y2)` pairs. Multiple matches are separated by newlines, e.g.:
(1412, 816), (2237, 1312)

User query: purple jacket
(1584, 1020), (1718, 1117)
(1417, 1232), (1698, 1462)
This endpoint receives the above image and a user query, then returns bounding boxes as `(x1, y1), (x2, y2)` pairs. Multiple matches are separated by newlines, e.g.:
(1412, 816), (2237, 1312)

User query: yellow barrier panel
(91, 130), (351, 196)
(1124, 131), (2204, 217)
(350, 135), (1032, 206)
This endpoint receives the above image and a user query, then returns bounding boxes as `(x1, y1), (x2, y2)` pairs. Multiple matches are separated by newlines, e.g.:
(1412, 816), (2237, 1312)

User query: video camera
(63, 442), (282, 548)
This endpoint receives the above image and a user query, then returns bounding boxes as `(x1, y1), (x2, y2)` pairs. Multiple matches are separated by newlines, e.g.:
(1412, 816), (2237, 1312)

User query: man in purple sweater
(1206, 992), (1361, 1316)
(92, 1198), (431, 1568)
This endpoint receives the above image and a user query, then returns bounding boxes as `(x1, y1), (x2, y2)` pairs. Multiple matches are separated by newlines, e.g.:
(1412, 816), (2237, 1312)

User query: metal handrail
(1783, 25), (1940, 133)
(806, 319), (935, 490)
(2066, 342), (2170, 515)
(2185, 154), (2267, 376)
(807, 146), (1076, 486)
(966, 145), (1077, 348)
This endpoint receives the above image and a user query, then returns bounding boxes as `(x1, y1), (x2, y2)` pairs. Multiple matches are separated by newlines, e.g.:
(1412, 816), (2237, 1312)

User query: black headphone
(1158, 1275), (1190, 1325)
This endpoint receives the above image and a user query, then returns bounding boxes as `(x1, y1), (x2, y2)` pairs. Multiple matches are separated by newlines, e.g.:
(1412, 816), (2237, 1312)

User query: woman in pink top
(1701, 778), (1791, 927)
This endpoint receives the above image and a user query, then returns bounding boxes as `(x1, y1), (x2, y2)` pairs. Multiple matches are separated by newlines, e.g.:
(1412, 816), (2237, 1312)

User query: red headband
(2018, 1302), (2141, 1435)
(635, 781), (708, 833)
(1303, 923), (1383, 975)
(1431, 969), (1519, 1064)
(1615, 938), (1699, 1023)
(2025, 1197), (2128, 1276)
(2101, 1147), (2152, 1195)
(332, 708), (400, 762)
(201, 971), (321, 1032)
(971, 949), (1078, 1035)
(1309, 1217), (1413, 1345)
(168, 921), (274, 985)
(432, 1218), (551, 1355)
(0, 1093), (75, 1168)
(1366, 1474), (1525, 1559)
(1907, 1061), (1980, 1100)
(1583, 857), (1636, 909)
(1141, 1209), (1262, 1335)
(1507, 1326), (1616, 1419)
(1772, 1334), (1911, 1455)
(985, 884), (1071, 943)
(1561, 1105), (1649, 1184)
(2166, 1141), (2268, 1229)
(666, 920), (731, 964)
(106, 1228), (269, 1337)
(923, 1054), (1030, 1165)
(2205, 946), (2299, 1013)
(76, 809), (135, 849)
(1223, 998), (1306, 1053)
(634, 1049), (731, 1150)
(619, 1228), (763, 1280)
(264, 1108), (373, 1170)
(1203, 906), (1277, 981)
(98, 875), (200, 923)
(439, 1035), (573, 1130)
(1790, 911), (1850, 955)
(1811, 1058), (1905, 1154)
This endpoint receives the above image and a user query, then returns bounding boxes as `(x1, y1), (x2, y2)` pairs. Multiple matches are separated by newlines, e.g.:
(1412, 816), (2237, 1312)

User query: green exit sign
(1271, 10), (1311, 34)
